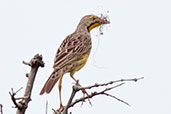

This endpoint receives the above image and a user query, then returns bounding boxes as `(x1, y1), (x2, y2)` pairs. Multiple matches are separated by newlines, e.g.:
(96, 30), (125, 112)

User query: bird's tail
(40, 71), (61, 95)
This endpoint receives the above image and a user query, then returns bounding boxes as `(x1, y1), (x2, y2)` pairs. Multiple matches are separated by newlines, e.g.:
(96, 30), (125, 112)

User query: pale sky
(0, 0), (171, 114)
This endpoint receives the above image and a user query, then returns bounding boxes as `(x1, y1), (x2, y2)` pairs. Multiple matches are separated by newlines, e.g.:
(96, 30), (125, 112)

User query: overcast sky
(0, 0), (171, 114)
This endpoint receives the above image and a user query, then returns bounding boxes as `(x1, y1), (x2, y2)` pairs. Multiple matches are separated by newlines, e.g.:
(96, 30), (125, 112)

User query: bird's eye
(92, 17), (96, 20)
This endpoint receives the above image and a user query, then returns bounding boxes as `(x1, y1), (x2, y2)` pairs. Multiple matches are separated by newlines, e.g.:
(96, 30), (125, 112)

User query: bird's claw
(57, 104), (64, 112)
(80, 88), (92, 106)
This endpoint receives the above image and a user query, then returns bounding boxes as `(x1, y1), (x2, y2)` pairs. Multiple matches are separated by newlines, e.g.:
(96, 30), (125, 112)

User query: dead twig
(82, 77), (144, 90)
(10, 54), (44, 114)
(9, 88), (23, 109)
(53, 77), (143, 114)
(0, 104), (3, 114)
(69, 83), (126, 108)
(103, 93), (130, 106)
(46, 100), (48, 114)
(52, 81), (81, 114)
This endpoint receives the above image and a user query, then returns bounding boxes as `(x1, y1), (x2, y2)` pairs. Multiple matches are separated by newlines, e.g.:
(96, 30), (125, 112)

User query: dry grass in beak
(98, 13), (110, 35)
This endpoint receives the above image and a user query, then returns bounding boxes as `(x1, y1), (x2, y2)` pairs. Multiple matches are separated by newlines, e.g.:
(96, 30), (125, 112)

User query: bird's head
(76, 14), (110, 32)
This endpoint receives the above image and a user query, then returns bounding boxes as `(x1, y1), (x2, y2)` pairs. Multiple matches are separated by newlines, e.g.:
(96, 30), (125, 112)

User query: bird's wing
(53, 33), (91, 70)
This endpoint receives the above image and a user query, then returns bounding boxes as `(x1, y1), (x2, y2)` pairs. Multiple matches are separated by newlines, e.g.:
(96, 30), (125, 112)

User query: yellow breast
(70, 53), (90, 76)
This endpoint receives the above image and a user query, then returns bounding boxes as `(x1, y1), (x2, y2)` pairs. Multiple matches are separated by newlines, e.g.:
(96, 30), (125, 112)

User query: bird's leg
(70, 73), (92, 105)
(57, 75), (64, 112)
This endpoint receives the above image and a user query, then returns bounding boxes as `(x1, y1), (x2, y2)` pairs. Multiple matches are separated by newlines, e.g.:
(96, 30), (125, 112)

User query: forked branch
(53, 77), (144, 114)
(9, 54), (44, 114)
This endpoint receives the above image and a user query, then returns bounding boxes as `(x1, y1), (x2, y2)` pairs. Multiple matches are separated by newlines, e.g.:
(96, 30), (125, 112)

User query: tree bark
(10, 54), (44, 114)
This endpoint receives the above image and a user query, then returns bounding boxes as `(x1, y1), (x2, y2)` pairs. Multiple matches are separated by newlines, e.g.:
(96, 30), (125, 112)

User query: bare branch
(0, 104), (3, 114)
(9, 88), (23, 109)
(103, 93), (130, 106)
(46, 100), (48, 114)
(63, 85), (80, 114)
(22, 61), (31, 66)
(22, 54), (44, 68)
(52, 77), (143, 114)
(52, 82), (81, 114)
(69, 83), (125, 108)
(82, 77), (144, 90)
(52, 109), (58, 114)
(10, 54), (44, 114)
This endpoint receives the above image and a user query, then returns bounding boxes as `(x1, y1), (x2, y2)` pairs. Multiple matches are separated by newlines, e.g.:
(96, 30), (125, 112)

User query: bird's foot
(81, 88), (92, 106)
(57, 104), (64, 112)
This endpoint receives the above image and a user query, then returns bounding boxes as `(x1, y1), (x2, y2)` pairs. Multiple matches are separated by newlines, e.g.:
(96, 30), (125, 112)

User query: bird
(40, 14), (110, 112)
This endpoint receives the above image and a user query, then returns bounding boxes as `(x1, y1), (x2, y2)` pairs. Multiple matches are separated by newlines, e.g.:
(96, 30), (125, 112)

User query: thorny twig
(53, 77), (143, 114)
(82, 77), (144, 90)
(9, 88), (23, 109)
(103, 93), (130, 106)
(69, 83), (126, 108)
